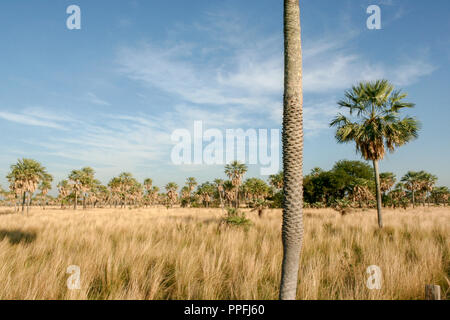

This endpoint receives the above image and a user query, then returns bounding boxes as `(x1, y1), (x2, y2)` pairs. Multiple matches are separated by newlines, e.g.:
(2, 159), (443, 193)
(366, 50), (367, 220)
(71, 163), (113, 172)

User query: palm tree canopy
(7, 158), (50, 194)
(224, 161), (248, 186)
(330, 80), (420, 161)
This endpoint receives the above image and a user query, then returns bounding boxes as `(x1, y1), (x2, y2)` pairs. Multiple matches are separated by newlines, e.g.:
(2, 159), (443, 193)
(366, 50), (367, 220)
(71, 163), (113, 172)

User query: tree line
(1, 158), (448, 214)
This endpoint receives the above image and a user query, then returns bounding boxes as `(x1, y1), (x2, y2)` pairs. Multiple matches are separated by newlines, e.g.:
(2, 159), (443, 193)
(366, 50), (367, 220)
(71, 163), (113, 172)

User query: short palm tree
(330, 79), (420, 228)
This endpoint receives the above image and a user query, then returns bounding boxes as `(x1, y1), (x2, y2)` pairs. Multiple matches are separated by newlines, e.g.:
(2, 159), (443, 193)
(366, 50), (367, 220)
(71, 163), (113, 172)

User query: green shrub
(222, 208), (252, 228)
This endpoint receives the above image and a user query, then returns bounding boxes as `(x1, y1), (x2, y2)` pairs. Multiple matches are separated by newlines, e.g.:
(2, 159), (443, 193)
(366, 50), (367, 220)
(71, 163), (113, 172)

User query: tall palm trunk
(412, 190), (415, 208)
(74, 191), (78, 210)
(372, 160), (383, 228)
(280, 0), (304, 300)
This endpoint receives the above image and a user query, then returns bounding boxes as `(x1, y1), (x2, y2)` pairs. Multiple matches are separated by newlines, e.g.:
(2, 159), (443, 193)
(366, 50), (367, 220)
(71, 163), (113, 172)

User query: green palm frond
(329, 80), (420, 161)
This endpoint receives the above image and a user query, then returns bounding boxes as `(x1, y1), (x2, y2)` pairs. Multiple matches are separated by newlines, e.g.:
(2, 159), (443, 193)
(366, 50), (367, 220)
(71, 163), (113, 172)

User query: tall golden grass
(0, 206), (448, 299)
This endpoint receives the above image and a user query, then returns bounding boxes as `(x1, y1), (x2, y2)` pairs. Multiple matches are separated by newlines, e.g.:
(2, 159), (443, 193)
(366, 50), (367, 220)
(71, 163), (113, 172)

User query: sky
(0, 0), (449, 193)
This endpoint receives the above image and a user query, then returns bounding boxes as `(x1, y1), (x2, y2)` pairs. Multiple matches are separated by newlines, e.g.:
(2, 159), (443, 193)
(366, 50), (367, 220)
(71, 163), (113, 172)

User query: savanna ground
(0, 206), (448, 300)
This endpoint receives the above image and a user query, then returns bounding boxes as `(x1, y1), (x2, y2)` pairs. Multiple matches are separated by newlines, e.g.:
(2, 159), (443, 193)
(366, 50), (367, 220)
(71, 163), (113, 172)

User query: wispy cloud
(86, 92), (111, 106)
(117, 14), (436, 138)
(0, 109), (71, 130)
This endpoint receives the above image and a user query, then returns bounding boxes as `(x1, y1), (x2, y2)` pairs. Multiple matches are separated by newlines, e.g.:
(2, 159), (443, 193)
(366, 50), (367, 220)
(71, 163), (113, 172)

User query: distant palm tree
(7, 158), (50, 214)
(165, 182), (179, 208)
(185, 177), (197, 206)
(214, 179), (225, 212)
(269, 172), (284, 190)
(143, 178), (153, 192)
(38, 177), (53, 210)
(69, 167), (95, 210)
(57, 180), (70, 209)
(310, 167), (323, 178)
(401, 171), (423, 208)
(279, 0), (304, 300)
(330, 80), (420, 228)
(380, 172), (396, 195)
(224, 161), (248, 208)
(222, 180), (235, 207)
(418, 171), (437, 206)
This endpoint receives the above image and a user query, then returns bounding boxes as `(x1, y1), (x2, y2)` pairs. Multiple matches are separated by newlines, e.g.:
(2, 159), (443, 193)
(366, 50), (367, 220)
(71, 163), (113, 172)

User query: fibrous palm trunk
(373, 160), (383, 228)
(280, 0), (304, 300)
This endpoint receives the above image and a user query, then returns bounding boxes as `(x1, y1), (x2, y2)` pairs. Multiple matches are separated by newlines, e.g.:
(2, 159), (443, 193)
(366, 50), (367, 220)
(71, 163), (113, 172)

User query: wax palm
(330, 79), (420, 228)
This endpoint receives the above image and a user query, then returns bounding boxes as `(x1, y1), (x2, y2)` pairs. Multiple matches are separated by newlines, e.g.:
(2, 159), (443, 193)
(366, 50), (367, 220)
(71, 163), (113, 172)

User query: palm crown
(330, 79), (420, 161)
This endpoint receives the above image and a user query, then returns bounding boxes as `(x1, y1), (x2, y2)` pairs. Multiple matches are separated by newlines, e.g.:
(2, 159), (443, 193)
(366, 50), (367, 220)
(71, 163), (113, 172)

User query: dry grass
(0, 206), (448, 300)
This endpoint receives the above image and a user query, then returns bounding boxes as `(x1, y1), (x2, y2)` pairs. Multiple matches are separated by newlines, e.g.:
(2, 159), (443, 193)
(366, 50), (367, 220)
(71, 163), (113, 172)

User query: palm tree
(68, 167), (95, 210)
(380, 172), (396, 194)
(418, 171), (437, 206)
(401, 171), (423, 208)
(68, 170), (82, 210)
(279, 0), (304, 300)
(269, 172), (284, 190)
(431, 186), (449, 206)
(222, 180), (235, 207)
(214, 179), (225, 212)
(224, 161), (248, 208)
(6, 158), (50, 214)
(38, 176), (53, 210)
(165, 182), (179, 208)
(380, 172), (396, 207)
(143, 178), (153, 192)
(185, 177), (197, 206)
(57, 180), (70, 209)
(330, 80), (420, 228)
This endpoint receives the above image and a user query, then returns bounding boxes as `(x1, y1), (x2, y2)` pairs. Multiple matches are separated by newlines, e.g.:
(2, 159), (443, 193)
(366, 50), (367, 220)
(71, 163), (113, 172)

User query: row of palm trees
(2, 158), (447, 213)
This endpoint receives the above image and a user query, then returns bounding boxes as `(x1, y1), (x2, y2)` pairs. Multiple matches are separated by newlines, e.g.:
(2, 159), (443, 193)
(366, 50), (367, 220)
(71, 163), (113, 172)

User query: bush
(222, 208), (252, 228)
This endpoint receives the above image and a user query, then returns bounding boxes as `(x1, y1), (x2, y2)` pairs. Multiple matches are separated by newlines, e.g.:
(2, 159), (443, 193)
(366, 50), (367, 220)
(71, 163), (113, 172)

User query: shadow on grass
(0, 229), (37, 245)
(0, 210), (18, 216)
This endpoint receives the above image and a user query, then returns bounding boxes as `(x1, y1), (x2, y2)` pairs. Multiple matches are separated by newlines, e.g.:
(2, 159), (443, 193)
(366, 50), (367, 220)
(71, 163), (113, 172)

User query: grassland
(0, 206), (448, 300)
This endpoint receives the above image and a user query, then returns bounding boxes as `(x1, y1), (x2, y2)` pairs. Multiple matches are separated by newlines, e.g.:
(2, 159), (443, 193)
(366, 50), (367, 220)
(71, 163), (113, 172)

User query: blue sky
(0, 0), (449, 192)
